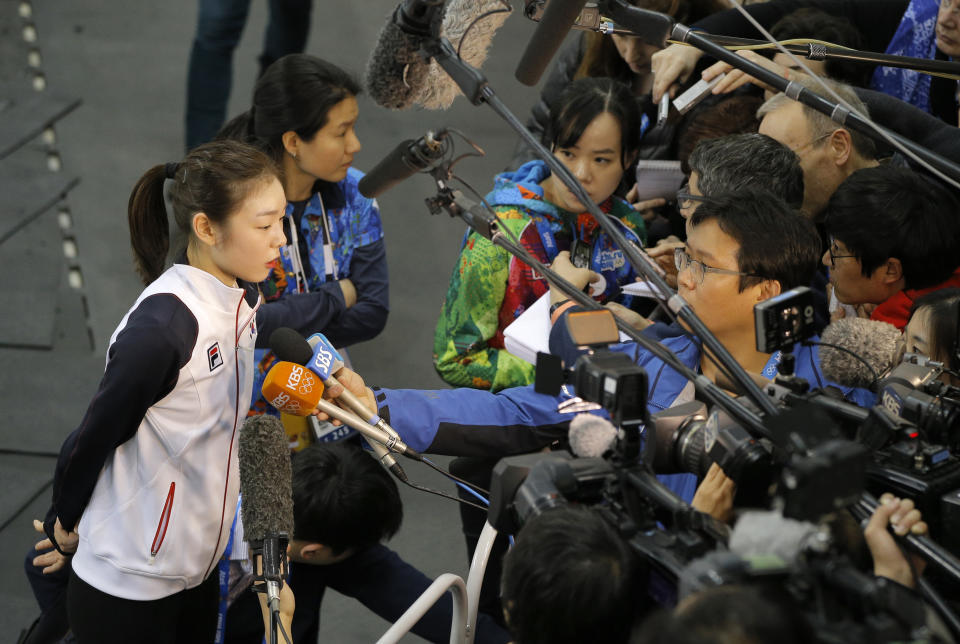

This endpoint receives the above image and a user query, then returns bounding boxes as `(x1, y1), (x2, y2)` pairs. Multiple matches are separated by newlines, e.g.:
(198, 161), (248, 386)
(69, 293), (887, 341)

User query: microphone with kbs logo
(261, 361), (421, 460)
(239, 415), (293, 616)
(268, 328), (412, 480)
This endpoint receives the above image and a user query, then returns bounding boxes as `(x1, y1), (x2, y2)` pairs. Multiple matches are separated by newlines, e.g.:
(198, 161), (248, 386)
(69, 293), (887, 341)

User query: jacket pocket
(149, 482), (175, 562)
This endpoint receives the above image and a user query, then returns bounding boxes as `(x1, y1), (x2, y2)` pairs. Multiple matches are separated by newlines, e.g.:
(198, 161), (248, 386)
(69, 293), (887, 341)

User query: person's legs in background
(185, 0), (252, 150)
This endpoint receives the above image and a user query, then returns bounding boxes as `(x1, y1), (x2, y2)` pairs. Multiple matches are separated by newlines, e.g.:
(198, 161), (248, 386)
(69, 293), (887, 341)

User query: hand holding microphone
(261, 359), (420, 460)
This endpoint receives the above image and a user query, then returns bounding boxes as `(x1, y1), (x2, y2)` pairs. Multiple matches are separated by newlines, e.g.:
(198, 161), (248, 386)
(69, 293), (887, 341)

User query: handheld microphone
(819, 318), (902, 390)
(239, 415), (294, 614)
(515, 0), (589, 86)
(568, 413), (617, 458)
(262, 361), (421, 460)
(357, 129), (448, 198)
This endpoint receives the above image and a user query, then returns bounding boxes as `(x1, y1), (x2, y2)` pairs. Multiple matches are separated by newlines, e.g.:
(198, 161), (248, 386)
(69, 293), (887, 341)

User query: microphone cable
(802, 339), (880, 390)
(457, 0), (513, 59)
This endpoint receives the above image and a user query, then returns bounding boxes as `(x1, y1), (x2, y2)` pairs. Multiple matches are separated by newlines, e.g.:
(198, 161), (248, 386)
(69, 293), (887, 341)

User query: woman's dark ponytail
(127, 164), (170, 285)
(126, 140), (280, 286)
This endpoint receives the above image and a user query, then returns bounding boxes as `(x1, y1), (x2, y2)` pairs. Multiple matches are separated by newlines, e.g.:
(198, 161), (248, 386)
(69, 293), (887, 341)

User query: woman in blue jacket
(218, 54), (388, 415)
(33, 140), (287, 643)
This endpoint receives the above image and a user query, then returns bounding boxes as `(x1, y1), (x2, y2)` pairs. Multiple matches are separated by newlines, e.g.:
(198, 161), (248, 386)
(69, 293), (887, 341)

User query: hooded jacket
(433, 160), (647, 392)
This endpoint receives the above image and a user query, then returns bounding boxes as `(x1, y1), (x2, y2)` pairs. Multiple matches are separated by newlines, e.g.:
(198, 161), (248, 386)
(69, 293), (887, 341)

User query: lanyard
(214, 496), (242, 644)
(315, 193), (337, 281)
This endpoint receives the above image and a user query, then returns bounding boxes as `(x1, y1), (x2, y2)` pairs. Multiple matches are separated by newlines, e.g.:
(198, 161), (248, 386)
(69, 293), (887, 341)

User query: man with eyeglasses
(823, 164), (960, 330)
(306, 190), (874, 525)
(757, 76), (879, 219)
(646, 133), (804, 287)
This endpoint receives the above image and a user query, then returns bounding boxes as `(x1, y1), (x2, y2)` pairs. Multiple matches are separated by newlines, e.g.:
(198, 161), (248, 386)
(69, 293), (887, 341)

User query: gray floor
(0, 0), (553, 640)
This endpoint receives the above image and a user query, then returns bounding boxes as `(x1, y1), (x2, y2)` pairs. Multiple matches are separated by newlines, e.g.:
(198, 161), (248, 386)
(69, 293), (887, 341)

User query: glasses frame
(674, 247), (762, 285)
(826, 238), (857, 268)
(675, 182), (708, 211)
(789, 131), (833, 155)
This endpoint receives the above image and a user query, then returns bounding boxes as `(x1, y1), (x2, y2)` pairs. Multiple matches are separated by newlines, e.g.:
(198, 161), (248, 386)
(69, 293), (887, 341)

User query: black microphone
(365, 0), (442, 110)
(515, 0), (589, 86)
(357, 129), (448, 199)
(239, 415), (294, 615)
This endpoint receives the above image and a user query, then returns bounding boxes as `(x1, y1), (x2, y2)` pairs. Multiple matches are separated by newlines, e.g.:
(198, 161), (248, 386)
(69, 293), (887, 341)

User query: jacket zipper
(149, 482), (175, 562)
(203, 291), (259, 578)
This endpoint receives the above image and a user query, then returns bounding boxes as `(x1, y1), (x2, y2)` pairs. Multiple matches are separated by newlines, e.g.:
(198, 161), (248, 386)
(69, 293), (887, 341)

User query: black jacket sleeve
(854, 85), (960, 162)
(253, 282), (347, 349)
(321, 239), (390, 347)
(45, 294), (197, 537)
(692, 0), (908, 54)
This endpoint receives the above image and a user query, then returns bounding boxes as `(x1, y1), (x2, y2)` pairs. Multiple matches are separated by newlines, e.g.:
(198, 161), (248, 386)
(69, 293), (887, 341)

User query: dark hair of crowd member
(770, 9), (870, 87)
(291, 442), (402, 555)
(217, 54), (361, 163)
(909, 287), (960, 372)
(127, 139), (280, 285)
(501, 506), (642, 644)
(634, 584), (814, 644)
(545, 77), (642, 170)
(674, 94), (763, 174)
(824, 165), (960, 290)
(689, 188), (821, 292)
(688, 133), (805, 209)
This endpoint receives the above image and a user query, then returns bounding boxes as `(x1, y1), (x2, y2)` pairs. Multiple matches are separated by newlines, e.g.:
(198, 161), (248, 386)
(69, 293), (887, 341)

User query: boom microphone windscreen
(239, 415), (294, 542)
(820, 318), (902, 389)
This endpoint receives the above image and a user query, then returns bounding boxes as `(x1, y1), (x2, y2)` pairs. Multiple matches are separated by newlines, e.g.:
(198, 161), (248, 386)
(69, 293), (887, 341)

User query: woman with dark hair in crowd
(30, 140), (287, 643)
(434, 77), (649, 392)
(218, 53), (388, 416)
(905, 287), (960, 387)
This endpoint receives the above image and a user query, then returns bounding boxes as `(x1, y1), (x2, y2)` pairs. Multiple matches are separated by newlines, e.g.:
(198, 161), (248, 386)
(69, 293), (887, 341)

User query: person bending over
(224, 442), (510, 644)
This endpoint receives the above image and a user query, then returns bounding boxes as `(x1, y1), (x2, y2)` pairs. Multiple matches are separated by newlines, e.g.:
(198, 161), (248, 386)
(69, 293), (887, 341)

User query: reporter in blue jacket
(326, 190), (875, 505)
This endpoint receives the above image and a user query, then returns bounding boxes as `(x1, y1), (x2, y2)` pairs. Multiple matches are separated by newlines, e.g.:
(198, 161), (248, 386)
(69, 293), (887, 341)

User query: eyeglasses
(826, 238), (857, 268)
(676, 183), (708, 210)
(789, 132), (833, 155)
(940, 0), (960, 16)
(674, 247), (760, 285)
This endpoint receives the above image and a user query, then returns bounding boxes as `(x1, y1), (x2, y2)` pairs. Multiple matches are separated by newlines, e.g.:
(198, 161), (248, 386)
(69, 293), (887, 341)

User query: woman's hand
(626, 185), (667, 223)
(313, 366), (377, 425)
(31, 518), (77, 574)
(651, 44), (704, 102)
(691, 463), (737, 523)
(605, 301), (652, 332)
(646, 237), (683, 289)
(865, 493), (928, 588)
(339, 278), (357, 308)
(548, 250), (599, 305)
(701, 49), (789, 96)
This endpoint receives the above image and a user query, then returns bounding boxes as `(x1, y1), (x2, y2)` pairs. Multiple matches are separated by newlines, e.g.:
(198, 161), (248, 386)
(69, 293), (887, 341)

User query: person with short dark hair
(225, 442), (510, 644)
(823, 165), (960, 329)
(501, 506), (642, 644)
(647, 133), (804, 288)
(769, 8), (870, 87)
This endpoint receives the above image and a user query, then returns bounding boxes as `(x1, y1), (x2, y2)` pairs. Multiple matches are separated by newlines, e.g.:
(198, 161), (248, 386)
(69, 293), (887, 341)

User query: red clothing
(871, 267), (960, 329)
